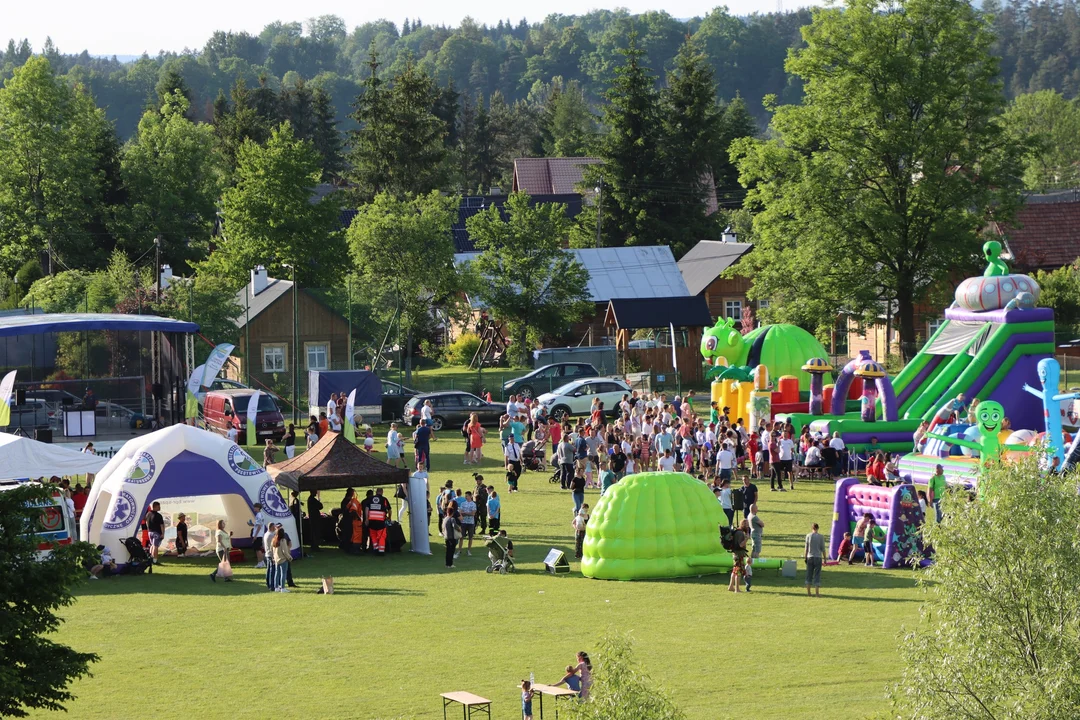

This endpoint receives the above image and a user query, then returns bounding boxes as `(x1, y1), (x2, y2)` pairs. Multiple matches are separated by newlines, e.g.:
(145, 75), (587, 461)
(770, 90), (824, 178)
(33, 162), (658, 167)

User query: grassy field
(33, 438), (926, 720)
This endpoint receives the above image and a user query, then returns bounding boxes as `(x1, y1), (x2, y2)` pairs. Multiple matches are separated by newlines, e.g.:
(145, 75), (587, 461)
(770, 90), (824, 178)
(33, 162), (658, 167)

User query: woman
(282, 423), (296, 459)
(337, 488), (356, 550)
(442, 506), (461, 568)
(575, 652), (593, 700)
(386, 423), (405, 468)
(719, 478), (734, 527)
(467, 413), (485, 464)
(174, 513), (189, 556)
(271, 527), (292, 592)
(209, 519), (231, 582)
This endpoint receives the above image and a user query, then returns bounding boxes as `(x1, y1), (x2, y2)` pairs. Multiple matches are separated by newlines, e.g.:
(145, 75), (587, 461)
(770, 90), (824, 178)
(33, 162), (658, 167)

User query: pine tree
(347, 49), (397, 198)
(456, 92), (478, 191)
(714, 94), (757, 206)
(310, 87), (343, 181)
(585, 32), (666, 247)
(658, 37), (724, 254)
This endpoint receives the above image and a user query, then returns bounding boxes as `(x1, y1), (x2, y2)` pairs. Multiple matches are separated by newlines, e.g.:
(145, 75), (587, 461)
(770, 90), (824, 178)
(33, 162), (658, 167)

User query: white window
(262, 344), (286, 373)
(927, 317), (945, 338)
(305, 342), (329, 371)
(725, 300), (743, 320)
(757, 299), (771, 311)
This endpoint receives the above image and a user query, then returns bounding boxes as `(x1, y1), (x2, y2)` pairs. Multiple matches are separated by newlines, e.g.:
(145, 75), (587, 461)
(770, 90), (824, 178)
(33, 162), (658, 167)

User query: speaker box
(14, 388), (26, 405)
(35, 428), (53, 444)
(152, 382), (164, 400)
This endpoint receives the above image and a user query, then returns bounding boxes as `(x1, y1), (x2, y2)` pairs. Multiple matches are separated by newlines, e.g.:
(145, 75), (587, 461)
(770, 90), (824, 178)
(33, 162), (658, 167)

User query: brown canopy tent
(266, 431), (409, 491)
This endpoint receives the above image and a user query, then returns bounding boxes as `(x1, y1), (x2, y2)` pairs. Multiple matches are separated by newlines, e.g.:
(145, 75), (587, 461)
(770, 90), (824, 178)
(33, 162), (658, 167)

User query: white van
(0, 481), (77, 557)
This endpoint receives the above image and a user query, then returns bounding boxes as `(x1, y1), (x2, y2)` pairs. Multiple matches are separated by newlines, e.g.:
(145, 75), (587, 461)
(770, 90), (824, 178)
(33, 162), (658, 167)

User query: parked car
(380, 379), (419, 423)
(203, 389), (286, 444)
(404, 391), (504, 431)
(502, 363), (598, 401)
(535, 378), (633, 422)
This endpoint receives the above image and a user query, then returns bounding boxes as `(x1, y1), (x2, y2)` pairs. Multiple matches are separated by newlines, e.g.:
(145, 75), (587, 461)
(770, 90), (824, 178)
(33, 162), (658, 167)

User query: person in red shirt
(318, 412), (329, 437)
(549, 419), (563, 455)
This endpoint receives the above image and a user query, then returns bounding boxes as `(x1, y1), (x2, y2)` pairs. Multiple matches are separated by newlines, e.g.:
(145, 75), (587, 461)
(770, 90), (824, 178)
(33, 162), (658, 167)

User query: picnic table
(441, 690), (491, 720)
(531, 683), (579, 719)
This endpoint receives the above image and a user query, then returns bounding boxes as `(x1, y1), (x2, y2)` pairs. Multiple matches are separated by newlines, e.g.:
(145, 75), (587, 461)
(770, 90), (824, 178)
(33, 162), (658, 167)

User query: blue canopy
(0, 313), (199, 337)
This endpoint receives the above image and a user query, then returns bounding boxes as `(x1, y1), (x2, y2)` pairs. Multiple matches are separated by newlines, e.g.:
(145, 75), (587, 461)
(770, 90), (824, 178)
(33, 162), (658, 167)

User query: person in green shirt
(927, 463), (948, 523)
(509, 415), (526, 445)
(599, 456), (617, 496)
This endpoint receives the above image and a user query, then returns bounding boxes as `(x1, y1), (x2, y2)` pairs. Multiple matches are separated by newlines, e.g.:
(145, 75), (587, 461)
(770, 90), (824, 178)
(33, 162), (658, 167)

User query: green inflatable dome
(740, 324), (828, 392)
(581, 472), (728, 580)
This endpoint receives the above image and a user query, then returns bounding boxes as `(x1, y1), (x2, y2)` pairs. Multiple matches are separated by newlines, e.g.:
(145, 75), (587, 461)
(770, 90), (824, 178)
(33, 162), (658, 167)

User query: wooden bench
(441, 691), (492, 720)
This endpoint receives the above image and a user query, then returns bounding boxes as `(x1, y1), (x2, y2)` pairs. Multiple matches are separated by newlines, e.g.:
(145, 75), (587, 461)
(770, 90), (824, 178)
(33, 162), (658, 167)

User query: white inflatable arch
(81, 424), (299, 562)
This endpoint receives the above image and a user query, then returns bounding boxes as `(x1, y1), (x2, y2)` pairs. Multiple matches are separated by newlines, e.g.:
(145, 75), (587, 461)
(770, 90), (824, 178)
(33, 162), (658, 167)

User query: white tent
(0, 432), (108, 480)
(81, 424), (299, 563)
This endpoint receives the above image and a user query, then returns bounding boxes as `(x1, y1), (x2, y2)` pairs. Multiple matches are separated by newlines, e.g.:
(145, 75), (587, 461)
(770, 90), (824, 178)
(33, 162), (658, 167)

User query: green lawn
(34, 439), (925, 720)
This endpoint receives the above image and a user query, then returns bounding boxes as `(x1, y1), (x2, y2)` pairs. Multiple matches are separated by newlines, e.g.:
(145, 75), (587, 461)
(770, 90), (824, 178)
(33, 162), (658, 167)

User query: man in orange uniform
(347, 490), (364, 554)
(365, 487), (391, 555)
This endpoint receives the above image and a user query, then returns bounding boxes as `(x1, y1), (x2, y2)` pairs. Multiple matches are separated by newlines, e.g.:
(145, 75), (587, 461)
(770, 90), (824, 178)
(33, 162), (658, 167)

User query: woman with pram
(485, 529), (515, 573)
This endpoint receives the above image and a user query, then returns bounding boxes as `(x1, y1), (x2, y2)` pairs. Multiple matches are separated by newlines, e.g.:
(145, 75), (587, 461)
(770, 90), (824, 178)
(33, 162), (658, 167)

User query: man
(509, 413), (527, 446)
(328, 411), (342, 433)
(657, 448), (676, 472)
(318, 412), (329, 438)
(557, 435), (575, 489)
(263, 522), (278, 589)
(828, 432), (847, 475)
(473, 476), (489, 533)
(928, 463), (947, 523)
(610, 443), (627, 479)
(505, 394), (520, 420)
(458, 491), (477, 556)
(598, 457), (617, 497)
(143, 502), (165, 565)
(716, 441), (736, 483)
(307, 491), (323, 551)
(804, 522), (826, 597)
(741, 475), (758, 521)
(327, 392), (338, 421)
(365, 487), (391, 555)
(779, 431), (796, 490)
(420, 399), (434, 424)
(486, 486), (501, 532)
(413, 419), (434, 470)
(584, 427), (603, 485)
(504, 435), (523, 492)
(82, 388), (98, 410)
(359, 489), (375, 551)
(249, 502), (268, 567)
(436, 481), (454, 536)
(573, 430), (589, 480)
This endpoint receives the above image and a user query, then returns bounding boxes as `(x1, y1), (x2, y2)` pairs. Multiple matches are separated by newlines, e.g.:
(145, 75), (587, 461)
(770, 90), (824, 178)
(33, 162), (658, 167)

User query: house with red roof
(988, 191), (1080, 272)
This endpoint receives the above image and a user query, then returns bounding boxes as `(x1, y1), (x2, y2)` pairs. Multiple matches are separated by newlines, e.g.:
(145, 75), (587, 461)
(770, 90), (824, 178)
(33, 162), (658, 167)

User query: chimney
(721, 226), (737, 243)
(488, 186), (503, 196)
(160, 264), (173, 290)
(250, 265), (268, 297)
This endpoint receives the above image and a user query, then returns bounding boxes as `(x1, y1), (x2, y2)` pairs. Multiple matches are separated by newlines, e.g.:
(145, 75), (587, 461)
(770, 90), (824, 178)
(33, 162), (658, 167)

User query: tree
(209, 122), (343, 287)
(731, 0), (1026, 358)
(347, 51), (448, 198)
(346, 191), (461, 379)
(0, 56), (106, 277)
(894, 458), (1080, 719)
(466, 192), (591, 365)
(309, 87), (343, 180)
(714, 95), (757, 207)
(0, 484), (98, 718)
(585, 32), (667, 247)
(563, 631), (684, 720)
(658, 37), (724, 255)
(543, 79), (596, 157)
(118, 91), (223, 271)
(1002, 90), (1080, 191)
(213, 78), (270, 172)
(1034, 262), (1080, 337)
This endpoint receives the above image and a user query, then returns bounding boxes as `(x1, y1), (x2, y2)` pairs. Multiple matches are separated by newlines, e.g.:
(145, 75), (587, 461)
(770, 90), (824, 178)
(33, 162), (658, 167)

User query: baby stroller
(521, 439), (546, 472)
(485, 534), (516, 574)
(122, 536), (153, 574)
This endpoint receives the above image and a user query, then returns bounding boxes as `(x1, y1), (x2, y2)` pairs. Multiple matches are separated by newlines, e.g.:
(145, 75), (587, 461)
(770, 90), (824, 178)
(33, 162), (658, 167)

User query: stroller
(122, 536), (153, 574)
(521, 439), (547, 472)
(485, 534), (516, 574)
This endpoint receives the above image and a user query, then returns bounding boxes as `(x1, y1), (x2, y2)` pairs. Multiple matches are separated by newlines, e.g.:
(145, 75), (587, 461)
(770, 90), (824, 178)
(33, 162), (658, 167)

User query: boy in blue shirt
(486, 486), (501, 532)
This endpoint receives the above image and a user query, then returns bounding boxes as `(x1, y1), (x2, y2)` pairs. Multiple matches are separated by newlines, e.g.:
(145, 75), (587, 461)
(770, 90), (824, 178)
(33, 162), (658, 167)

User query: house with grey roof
(677, 239), (757, 321)
(228, 266), (350, 388)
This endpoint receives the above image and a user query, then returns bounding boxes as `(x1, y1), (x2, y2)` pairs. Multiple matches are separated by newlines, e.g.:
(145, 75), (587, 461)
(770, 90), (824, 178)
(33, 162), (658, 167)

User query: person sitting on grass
(88, 545), (116, 579)
(884, 454), (901, 486)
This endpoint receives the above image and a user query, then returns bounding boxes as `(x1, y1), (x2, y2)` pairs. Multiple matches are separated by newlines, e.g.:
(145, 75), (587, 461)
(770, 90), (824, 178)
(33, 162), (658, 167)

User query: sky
(7, 0), (817, 56)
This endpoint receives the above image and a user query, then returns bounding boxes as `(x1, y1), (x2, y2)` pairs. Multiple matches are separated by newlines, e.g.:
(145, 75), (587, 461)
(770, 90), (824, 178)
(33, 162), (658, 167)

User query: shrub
(443, 333), (481, 366)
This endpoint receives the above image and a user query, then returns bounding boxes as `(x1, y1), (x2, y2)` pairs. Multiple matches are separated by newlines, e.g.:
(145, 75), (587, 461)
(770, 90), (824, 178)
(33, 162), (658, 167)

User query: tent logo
(259, 481), (291, 518)
(126, 452), (156, 484)
(103, 490), (138, 530)
(227, 445), (263, 477)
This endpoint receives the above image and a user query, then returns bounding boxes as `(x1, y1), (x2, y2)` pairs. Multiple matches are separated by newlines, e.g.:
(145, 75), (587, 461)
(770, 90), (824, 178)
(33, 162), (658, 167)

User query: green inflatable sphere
(581, 472), (728, 580)
(741, 324), (828, 392)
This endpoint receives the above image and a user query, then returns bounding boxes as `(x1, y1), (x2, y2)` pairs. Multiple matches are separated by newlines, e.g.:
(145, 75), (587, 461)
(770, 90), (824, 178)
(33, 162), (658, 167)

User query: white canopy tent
(81, 424), (299, 563)
(0, 432), (108, 480)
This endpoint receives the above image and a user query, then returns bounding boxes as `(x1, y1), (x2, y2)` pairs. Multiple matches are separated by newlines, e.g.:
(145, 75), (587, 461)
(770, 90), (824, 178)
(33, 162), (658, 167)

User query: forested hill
(3, 1), (1079, 140)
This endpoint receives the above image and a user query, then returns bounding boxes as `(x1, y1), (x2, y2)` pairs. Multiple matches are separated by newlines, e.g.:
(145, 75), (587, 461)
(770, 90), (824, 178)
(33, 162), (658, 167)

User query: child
(864, 517), (882, 567)
(521, 680), (534, 720)
(917, 490), (928, 516)
(851, 513), (871, 566)
(554, 665), (582, 695)
(836, 531), (861, 563)
(572, 504), (590, 560)
(305, 425), (319, 449)
(363, 428), (375, 453)
(744, 560), (753, 592)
